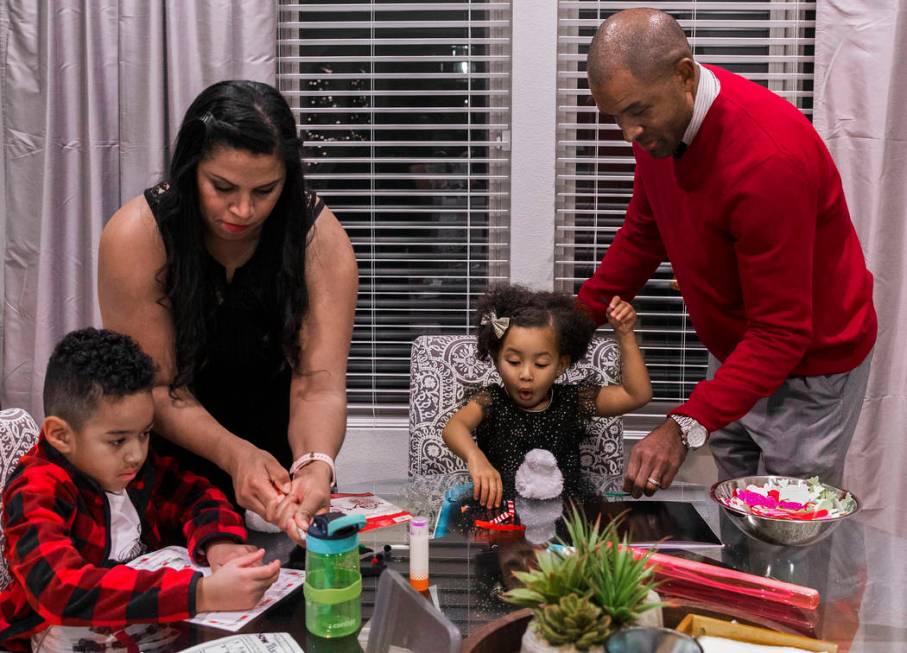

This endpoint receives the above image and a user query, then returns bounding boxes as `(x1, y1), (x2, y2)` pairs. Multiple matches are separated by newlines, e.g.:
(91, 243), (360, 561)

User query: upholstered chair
(408, 335), (623, 479)
(0, 408), (40, 589)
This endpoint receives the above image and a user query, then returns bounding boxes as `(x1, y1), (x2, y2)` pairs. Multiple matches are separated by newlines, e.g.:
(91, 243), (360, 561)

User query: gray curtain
(815, 2), (907, 536)
(0, 1), (276, 415)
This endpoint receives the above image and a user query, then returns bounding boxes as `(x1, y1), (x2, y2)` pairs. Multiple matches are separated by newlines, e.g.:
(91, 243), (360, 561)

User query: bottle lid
(308, 511), (367, 541)
(409, 516), (428, 533)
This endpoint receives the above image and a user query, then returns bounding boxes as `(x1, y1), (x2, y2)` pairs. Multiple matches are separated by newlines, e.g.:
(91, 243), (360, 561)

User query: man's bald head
(585, 9), (698, 159)
(588, 8), (692, 86)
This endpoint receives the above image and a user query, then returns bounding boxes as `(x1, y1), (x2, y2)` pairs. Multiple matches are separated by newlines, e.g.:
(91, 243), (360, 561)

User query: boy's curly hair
(474, 284), (597, 364)
(43, 328), (155, 429)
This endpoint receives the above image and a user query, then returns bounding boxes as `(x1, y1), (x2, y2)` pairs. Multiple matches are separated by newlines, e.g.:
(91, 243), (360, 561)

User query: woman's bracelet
(289, 452), (336, 486)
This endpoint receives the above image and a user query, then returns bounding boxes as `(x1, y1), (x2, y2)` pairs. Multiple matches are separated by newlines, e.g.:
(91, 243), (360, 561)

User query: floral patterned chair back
(0, 408), (40, 589)
(408, 335), (623, 479)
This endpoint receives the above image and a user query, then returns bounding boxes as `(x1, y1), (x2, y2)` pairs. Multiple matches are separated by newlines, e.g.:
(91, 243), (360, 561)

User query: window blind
(554, 0), (815, 425)
(277, 1), (512, 416)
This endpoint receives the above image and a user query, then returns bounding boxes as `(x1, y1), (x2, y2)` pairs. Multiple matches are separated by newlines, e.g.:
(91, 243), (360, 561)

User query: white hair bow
(480, 311), (511, 339)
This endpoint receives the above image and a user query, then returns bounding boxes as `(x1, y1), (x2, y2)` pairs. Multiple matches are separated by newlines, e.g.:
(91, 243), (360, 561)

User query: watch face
(687, 425), (708, 448)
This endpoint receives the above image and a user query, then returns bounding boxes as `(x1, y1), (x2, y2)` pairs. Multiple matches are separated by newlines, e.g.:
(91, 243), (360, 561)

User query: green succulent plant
(503, 504), (660, 648)
(533, 593), (612, 650)
(581, 518), (659, 629)
(504, 544), (588, 608)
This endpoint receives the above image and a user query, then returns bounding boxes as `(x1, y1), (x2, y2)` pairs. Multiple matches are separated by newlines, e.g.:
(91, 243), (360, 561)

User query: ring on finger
(646, 476), (661, 488)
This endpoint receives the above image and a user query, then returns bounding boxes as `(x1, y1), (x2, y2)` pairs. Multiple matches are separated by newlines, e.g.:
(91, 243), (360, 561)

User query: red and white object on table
(329, 492), (413, 532)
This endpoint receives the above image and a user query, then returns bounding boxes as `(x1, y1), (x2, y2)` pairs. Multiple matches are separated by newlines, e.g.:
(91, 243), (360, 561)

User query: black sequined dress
(469, 383), (599, 497)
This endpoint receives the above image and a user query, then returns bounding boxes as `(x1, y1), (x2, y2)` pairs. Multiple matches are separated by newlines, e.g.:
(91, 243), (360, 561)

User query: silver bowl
(710, 475), (860, 547)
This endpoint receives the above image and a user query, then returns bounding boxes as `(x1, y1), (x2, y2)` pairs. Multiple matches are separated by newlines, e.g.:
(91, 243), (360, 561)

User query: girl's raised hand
(607, 295), (637, 335)
(467, 451), (503, 509)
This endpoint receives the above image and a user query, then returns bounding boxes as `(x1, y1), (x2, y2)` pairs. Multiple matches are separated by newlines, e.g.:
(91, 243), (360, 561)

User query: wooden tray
(675, 614), (838, 652)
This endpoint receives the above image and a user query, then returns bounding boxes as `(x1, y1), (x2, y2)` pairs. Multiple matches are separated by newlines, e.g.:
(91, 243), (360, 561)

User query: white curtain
(815, 2), (907, 536)
(0, 1), (276, 415)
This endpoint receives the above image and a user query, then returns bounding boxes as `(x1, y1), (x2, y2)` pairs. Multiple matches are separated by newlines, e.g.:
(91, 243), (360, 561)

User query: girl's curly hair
(474, 284), (597, 364)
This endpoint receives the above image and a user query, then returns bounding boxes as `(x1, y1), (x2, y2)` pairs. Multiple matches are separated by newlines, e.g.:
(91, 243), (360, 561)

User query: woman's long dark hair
(156, 80), (312, 391)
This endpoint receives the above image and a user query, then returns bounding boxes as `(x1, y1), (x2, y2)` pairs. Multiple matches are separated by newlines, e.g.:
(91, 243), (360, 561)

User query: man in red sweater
(578, 9), (877, 498)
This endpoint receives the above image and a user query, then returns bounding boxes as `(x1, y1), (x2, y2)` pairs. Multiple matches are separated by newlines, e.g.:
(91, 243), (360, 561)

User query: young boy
(0, 328), (281, 652)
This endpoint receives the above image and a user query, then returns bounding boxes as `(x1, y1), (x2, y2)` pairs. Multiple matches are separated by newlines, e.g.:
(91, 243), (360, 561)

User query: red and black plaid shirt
(0, 436), (247, 651)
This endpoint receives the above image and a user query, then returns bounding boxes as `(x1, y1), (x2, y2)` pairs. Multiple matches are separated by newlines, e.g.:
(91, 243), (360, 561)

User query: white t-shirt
(105, 489), (146, 562)
(32, 491), (152, 653)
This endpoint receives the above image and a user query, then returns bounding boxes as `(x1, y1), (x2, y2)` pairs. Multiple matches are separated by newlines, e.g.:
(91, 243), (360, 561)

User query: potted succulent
(503, 506), (662, 653)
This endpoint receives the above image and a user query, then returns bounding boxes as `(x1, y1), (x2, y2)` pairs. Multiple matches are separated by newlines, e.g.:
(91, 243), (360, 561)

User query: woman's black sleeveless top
(144, 183), (323, 500)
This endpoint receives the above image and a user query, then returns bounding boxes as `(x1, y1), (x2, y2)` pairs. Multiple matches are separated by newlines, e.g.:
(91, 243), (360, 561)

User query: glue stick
(409, 516), (429, 591)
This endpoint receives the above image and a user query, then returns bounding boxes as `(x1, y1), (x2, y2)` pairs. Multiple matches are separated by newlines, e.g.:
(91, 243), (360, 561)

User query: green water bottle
(304, 512), (367, 638)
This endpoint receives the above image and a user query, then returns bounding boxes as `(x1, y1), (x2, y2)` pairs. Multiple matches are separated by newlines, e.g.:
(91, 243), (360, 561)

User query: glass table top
(347, 474), (907, 652)
(178, 474), (906, 652)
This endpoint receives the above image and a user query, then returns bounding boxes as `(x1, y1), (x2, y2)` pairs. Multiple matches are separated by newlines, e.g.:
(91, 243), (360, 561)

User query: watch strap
(669, 414), (704, 449)
(289, 452), (336, 485)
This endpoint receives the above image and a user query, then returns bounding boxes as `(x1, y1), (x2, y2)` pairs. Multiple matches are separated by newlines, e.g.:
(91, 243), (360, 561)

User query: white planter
(519, 590), (662, 653)
(635, 589), (664, 628)
(520, 624), (605, 653)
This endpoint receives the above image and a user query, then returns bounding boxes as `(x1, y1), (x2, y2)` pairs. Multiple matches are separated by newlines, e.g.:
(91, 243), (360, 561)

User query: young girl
(443, 284), (652, 508)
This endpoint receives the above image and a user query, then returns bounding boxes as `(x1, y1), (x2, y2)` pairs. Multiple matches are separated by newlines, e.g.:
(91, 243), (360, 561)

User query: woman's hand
(266, 461), (333, 544)
(607, 295), (637, 336)
(468, 451), (503, 509)
(229, 442), (291, 518)
(205, 541), (258, 572)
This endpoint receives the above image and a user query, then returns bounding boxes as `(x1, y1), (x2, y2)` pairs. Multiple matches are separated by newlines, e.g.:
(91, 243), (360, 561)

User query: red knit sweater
(577, 65), (877, 432)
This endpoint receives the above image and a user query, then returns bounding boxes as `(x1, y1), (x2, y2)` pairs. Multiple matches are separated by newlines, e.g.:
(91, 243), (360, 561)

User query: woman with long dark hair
(98, 80), (357, 542)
